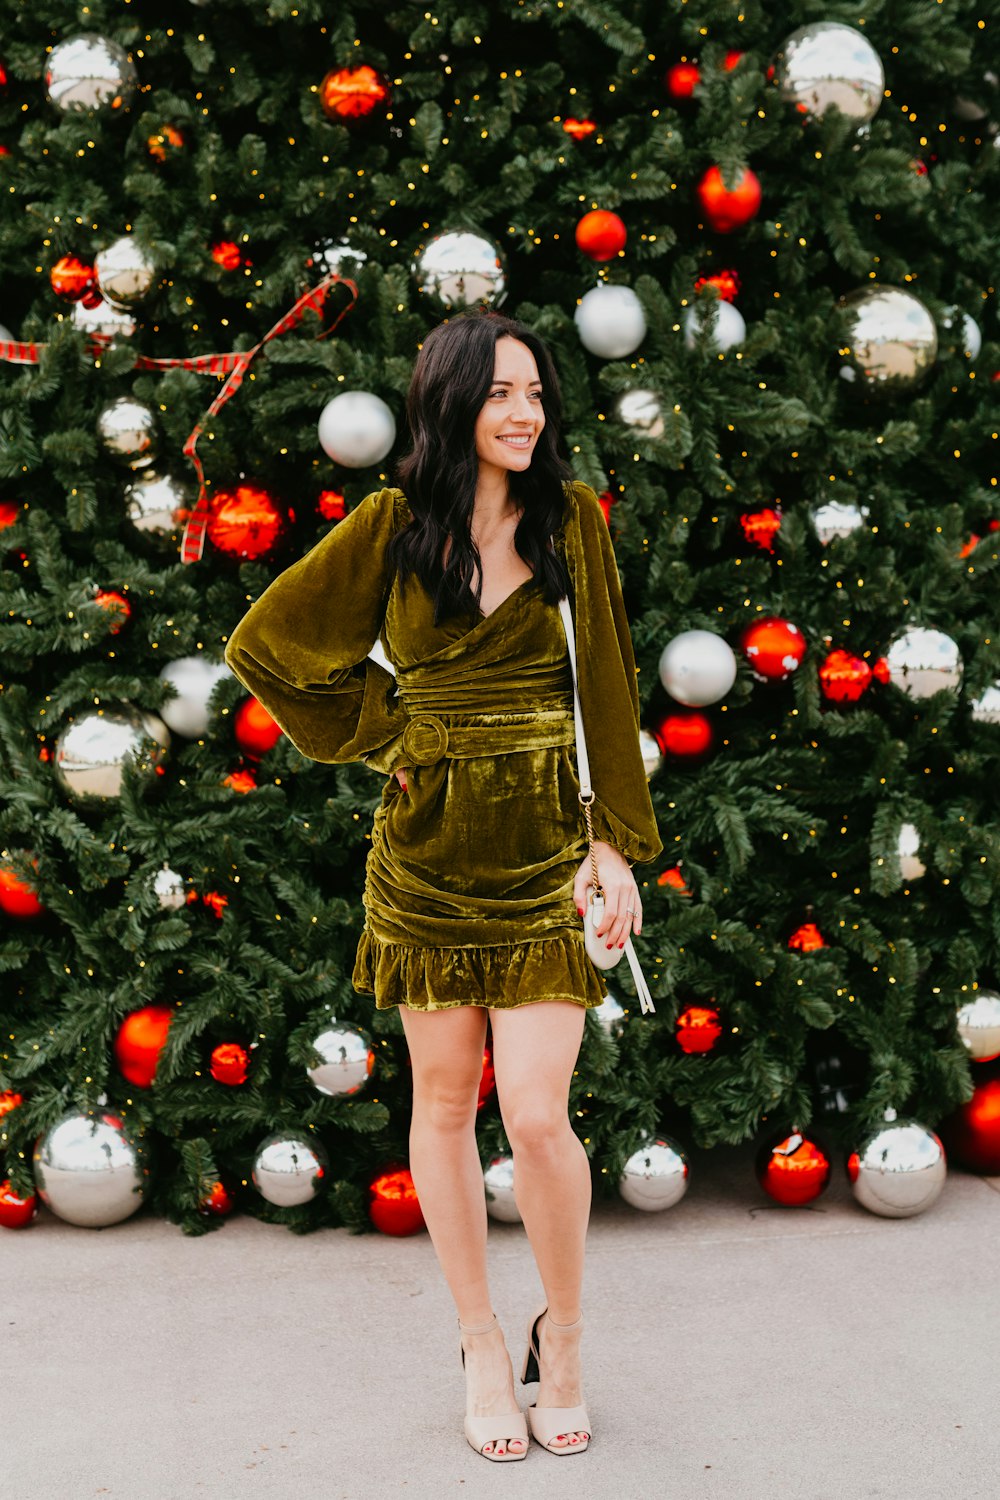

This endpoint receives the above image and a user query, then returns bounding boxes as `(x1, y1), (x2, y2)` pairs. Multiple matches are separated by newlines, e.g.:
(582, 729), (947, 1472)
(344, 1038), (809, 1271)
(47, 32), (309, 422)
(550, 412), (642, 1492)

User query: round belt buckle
(401, 713), (449, 766)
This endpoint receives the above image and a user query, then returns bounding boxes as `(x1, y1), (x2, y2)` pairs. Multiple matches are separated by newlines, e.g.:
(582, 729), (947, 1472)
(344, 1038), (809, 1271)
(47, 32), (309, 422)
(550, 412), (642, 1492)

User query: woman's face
(473, 337), (545, 485)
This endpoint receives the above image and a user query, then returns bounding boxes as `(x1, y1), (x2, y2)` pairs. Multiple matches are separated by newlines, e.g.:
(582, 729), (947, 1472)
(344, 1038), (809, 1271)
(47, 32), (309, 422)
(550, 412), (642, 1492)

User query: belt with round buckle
(401, 713), (450, 766)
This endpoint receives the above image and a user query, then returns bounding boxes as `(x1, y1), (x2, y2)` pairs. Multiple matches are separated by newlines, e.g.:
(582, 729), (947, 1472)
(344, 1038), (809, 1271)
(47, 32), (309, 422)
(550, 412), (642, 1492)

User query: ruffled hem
(352, 927), (609, 1011)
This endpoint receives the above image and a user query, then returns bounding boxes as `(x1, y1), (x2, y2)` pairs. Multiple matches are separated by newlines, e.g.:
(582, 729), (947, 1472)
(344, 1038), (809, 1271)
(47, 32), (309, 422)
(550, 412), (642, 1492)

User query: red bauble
(206, 484), (287, 559)
(319, 64), (391, 121)
(50, 254), (95, 301)
(317, 488), (346, 521)
(675, 1003), (723, 1054)
(665, 62), (700, 98)
(694, 268), (741, 302)
(740, 507), (781, 553)
(224, 767), (258, 794)
(211, 240), (243, 271)
(562, 117), (597, 140)
(741, 616), (806, 682)
(788, 921), (827, 952)
(0, 858), (44, 919)
(234, 696), (283, 757)
(696, 164), (762, 233)
(596, 489), (617, 526)
(0, 1180), (37, 1229)
(0, 1089), (23, 1119)
(755, 1128), (832, 1206)
(113, 1004), (174, 1088)
(0, 499), (20, 529)
(369, 1165), (426, 1236)
(210, 1041), (250, 1085)
(871, 657), (891, 684)
(657, 865), (691, 894)
(575, 210), (627, 262)
(147, 123), (185, 162)
(477, 1044), (496, 1111)
(199, 1179), (236, 1216)
(819, 648), (872, 703)
(940, 1071), (1000, 1173)
(655, 710), (713, 758)
(94, 588), (131, 634)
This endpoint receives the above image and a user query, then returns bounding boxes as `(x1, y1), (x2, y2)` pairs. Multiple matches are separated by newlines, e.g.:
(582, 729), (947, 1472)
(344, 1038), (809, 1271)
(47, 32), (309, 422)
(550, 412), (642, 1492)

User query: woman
(224, 309), (662, 1462)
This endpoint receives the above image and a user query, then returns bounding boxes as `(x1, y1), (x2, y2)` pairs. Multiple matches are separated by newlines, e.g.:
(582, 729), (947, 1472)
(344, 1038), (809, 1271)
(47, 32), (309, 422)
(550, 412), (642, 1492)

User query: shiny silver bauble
(311, 239), (368, 279)
(124, 469), (192, 541)
(612, 388), (664, 438)
(54, 706), (171, 801)
(885, 626), (962, 698)
(940, 306), (982, 360)
(157, 656), (231, 738)
(251, 1132), (329, 1207)
(639, 728), (663, 779)
(483, 1155), (522, 1223)
(836, 284), (937, 392)
(897, 822), (926, 881)
(659, 629), (737, 707)
(317, 390), (396, 467)
(96, 396), (158, 469)
(45, 33), (138, 115)
(305, 1023), (374, 1097)
(71, 294), (136, 342)
(848, 1109), (947, 1218)
(575, 283), (646, 359)
(969, 681), (1000, 725)
(591, 989), (626, 1036)
(152, 862), (187, 911)
(955, 990), (1000, 1062)
(94, 236), (157, 310)
(618, 1135), (690, 1211)
(33, 1108), (152, 1226)
(772, 22), (884, 126)
(411, 228), (507, 309)
(682, 299), (746, 352)
(810, 499), (870, 544)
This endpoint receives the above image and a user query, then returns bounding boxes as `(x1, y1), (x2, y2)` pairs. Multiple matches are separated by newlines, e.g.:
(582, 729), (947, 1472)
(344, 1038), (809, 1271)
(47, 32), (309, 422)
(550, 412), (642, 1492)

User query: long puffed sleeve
(563, 481), (664, 866)
(224, 487), (411, 770)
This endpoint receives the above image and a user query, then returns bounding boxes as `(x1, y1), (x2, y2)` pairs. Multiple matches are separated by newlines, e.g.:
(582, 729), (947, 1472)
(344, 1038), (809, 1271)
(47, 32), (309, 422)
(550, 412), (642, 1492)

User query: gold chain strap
(579, 790), (603, 898)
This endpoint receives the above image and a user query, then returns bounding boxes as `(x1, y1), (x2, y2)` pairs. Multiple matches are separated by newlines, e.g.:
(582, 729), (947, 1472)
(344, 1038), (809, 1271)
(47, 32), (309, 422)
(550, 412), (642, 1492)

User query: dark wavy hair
(386, 309), (573, 627)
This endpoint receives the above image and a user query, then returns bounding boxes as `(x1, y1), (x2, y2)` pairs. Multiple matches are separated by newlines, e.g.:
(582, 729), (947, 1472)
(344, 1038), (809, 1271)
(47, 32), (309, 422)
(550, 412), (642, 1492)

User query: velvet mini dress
(224, 480), (663, 1013)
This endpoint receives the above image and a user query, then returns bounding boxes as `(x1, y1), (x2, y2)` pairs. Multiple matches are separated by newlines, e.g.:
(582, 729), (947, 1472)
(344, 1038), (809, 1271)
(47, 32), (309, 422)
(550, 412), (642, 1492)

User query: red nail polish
(606, 942), (613, 949)
(618, 942), (625, 949)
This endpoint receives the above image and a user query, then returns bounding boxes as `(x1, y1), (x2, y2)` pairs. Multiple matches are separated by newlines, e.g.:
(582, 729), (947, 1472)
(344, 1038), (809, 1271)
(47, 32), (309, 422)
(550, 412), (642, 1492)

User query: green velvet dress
(224, 479), (663, 1012)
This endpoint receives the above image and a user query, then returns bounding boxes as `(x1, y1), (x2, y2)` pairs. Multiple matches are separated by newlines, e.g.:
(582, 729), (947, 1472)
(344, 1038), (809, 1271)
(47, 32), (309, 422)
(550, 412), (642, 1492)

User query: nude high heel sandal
(458, 1314), (529, 1462)
(520, 1303), (592, 1455)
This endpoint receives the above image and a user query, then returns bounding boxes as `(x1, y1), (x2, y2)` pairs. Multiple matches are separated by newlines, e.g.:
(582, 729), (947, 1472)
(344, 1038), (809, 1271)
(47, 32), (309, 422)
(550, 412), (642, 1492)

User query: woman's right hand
(392, 765), (409, 791)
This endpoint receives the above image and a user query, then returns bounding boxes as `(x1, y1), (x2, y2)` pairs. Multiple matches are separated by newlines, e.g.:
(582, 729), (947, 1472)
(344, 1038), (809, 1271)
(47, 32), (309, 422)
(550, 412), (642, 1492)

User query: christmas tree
(2, 2), (999, 1236)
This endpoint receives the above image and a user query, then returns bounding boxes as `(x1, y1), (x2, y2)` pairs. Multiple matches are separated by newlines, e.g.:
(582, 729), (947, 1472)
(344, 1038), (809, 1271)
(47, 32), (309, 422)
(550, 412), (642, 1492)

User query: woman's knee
(501, 1102), (574, 1157)
(412, 1072), (483, 1131)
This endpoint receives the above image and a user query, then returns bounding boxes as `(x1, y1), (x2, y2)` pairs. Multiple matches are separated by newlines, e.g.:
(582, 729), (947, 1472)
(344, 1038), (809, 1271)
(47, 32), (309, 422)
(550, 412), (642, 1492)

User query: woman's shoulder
(560, 479), (606, 533)
(351, 485), (413, 533)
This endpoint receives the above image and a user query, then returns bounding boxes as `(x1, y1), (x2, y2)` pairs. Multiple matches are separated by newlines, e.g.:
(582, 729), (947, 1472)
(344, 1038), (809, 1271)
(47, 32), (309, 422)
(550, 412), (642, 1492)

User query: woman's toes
(483, 1441), (494, 1455)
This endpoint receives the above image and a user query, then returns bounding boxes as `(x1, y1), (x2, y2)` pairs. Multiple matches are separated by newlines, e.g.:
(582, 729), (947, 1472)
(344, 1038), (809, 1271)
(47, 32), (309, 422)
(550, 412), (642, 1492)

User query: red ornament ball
(317, 488), (346, 521)
(741, 616), (806, 682)
(211, 240), (243, 271)
(696, 164), (762, 233)
(147, 124), (185, 162)
(320, 64), (391, 121)
(94, 588), (131, 634)
(477, 1044), (496, 1112)
(740, 507), (781, 553)
(234, 696), (283, 757)
(694, 268), (741, 302)
(224, 767), (258, 794)
(0, 1089), (23, 1119)
(0, 499), (20, 529)
(940, 1071), (1000, 1174)
(562, 117), (597, 141)
(655, 710), (713, 758)
(0, 1179), (37, 1229)
(113, 1004), (174, 1088)
(575, 210), (627, 262)
(665, 62), (700, 98)
(206, 484), (287, 560)
(675, 1003), (723, 1055)
(50, 254), (95, 301)
(210, 1041), (250, 1086)
(819, 648), (872, 703)
(787, 921), (827, 952)
(657, 866), (691, 894)
(199, 1180), (236, 1217)
(0, 857), (44, 919)
(756, 1128), (832, 1206)
(369, 1165), (426, 1236)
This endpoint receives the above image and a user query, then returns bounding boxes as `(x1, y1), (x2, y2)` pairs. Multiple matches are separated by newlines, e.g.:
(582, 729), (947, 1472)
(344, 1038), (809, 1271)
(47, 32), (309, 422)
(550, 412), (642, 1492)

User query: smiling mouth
(497, 435), (532, 445)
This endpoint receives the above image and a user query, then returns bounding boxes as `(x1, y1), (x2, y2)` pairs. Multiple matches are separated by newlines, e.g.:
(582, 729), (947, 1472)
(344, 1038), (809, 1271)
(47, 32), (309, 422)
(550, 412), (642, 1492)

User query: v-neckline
(476, 576), (535, 620)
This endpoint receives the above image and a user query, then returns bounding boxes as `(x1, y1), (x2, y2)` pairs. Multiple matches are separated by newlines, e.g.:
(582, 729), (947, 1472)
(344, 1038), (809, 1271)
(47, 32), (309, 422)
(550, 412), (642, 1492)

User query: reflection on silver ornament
(97, 396), (158, 468)
(682, 299), (746, 352)
(592, 989), (626, 1035)
(317, 390), (396, 467)
(251, 1132), (329, 1206)
(956, 990), (1000, 1062)
(575, 283), (646, 359)
(45, 33), (138, 115)
(847, 1109), (947, 1218)
(969, 681), (1000, 724)
(33, 1108), (152, 1226)
(810, 499), (870, 544)
(411, 229), (507, 309)
(124, 469), (192, 540)
(639, 729), (662, 780)
(158, 655), (232, 738)
(54, 706), (171, 800)
(772, 21), (884, 126)
(885, 626), (962, 698)
(612, 388), (663, 438)
(312, 239), (368, 278)
(658, 630), (737, 707)
(71, 294), (136, 341)
(619, 1135), (690, 1211)
(483, 1155), (522, 1223)
(94, 236), (157, 309)
(836, 284), (937, 391)
(897, 822), (926, 881)
(152, 862), (187, 911)
(306, 1023), (374, 1096)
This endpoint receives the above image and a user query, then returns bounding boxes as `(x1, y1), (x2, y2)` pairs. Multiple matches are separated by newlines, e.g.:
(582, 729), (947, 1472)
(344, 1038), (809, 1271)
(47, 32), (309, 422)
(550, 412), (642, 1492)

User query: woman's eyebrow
(491, 379), (543, 387)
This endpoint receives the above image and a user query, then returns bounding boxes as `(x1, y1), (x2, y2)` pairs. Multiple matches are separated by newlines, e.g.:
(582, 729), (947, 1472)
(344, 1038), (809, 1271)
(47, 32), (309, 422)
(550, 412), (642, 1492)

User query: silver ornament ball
(54, 706), (171, 801)
(811, 499), (870, 544)
(71, 294), (136, 342)
(124, 469), (192, 542)
(969, 681), (1000, 725)
(659, 629), (738, 707)
(152, 862), (187, 911)
(836, 284), (937, 392)
(575, 283), (647, 359)
(33, 1108), (152, 1226)
(772, 22), (884, 126)
(592, 989), (626, 1036)
(613, 388), (663, 438)
(252, 1132), (329, 1207)
(318, 390), (396, 467)
(639, 728), (663, 780)
(885, 626), (962, 698)
(619, 1135), (690, 1211)
(956, 990), (1000, 1062)
(45, 33), (138, 115)
(157, 656), (232, 738)
(848, 1109), (947, 1218)
(682, 299), (746, 353)
(483, 1155), (522, 1223)
(312, 239), (368, 279)
(411, 228), (507, 309)
(97, 396), (158, 469)
(897, 822), (926, 882)
(306, 1023), (374, 1097)
(940, 307), (982, 361)
(94, 236), (157, 310)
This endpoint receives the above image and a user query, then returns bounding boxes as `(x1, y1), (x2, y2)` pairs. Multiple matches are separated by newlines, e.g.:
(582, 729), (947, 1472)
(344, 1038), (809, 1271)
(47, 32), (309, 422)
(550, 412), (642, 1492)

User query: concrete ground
(5, 1137), (999, 1500)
